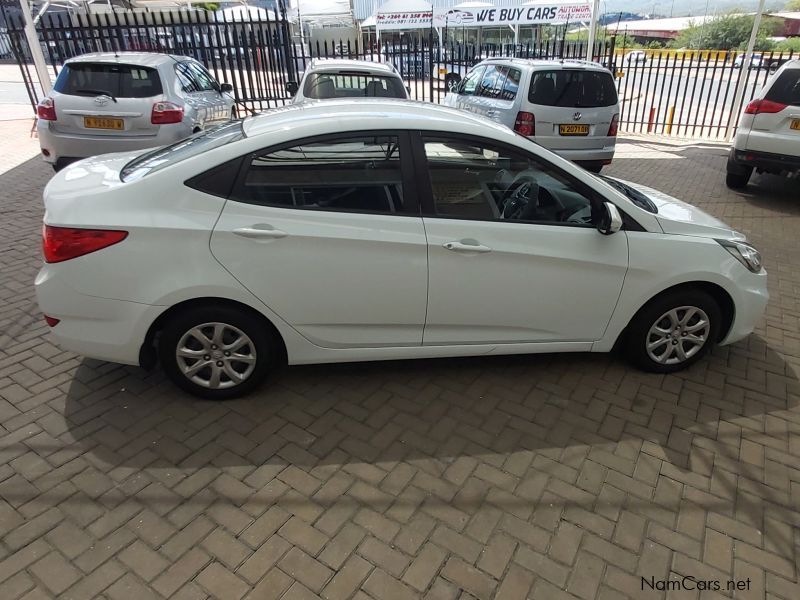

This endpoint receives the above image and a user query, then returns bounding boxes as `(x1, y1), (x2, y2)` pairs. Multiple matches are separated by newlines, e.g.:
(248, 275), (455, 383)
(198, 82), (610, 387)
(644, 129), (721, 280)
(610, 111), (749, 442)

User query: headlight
(716, 239), (762, 273)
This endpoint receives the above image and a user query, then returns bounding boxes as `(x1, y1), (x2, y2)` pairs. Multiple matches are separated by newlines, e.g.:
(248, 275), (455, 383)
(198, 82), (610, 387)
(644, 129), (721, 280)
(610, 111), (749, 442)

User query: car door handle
(443, 241), (492, 253)
(233, 226), (288, 240)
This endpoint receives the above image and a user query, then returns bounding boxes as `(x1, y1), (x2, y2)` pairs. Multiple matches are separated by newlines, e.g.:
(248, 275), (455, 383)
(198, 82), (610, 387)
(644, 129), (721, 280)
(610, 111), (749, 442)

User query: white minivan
(443, 58), (620, 172)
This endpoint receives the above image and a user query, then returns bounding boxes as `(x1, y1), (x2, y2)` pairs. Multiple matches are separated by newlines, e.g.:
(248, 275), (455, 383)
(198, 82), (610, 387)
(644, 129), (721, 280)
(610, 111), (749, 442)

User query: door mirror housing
(597, 202), (623, 235)
(219, 82), (233, 94)
(285, 81), (299, 96)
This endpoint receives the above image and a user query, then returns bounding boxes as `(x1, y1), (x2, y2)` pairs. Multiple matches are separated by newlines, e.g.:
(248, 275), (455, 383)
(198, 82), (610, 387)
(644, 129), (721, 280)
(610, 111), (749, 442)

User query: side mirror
(285, 81), (298, 96)
(597, 202), (623, 235)
(219, 82), (233, 94)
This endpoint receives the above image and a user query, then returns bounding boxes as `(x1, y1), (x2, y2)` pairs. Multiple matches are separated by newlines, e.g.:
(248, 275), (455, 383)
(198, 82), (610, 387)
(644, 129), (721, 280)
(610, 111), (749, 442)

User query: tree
(784, 0), (800, 10)
(669, 14), (780, 50)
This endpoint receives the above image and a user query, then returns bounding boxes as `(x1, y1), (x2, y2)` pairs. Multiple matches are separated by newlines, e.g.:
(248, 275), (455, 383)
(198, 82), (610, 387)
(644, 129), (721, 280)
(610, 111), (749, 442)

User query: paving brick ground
(0, 132), (799, 600)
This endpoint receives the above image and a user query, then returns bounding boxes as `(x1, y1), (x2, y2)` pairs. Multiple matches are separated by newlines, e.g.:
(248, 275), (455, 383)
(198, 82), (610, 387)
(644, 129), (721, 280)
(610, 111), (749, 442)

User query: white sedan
(36, 100), (768, 399)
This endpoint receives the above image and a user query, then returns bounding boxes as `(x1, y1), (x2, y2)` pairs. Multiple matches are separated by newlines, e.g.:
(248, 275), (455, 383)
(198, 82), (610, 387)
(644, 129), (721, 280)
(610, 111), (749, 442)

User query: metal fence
(614, 49), (796, 139)
(2, 7), (796, 139)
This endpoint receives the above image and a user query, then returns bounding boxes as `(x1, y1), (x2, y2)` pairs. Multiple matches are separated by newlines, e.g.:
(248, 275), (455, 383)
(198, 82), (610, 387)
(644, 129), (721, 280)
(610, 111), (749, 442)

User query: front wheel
(625, 290), (721, 373)
(158, 306), (277, 400)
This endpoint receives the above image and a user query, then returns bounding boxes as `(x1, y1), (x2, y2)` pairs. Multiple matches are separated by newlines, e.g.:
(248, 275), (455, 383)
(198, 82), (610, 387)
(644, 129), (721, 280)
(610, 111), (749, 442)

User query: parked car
(37, 52), (235, 171)
(36, 101), (767, 399)
(624, 50), (647, 64)
(733, 53), (765, 69)
(726, 60), (800, 189)
(443, 58), (620, 172)
(286, 59), (408, 101)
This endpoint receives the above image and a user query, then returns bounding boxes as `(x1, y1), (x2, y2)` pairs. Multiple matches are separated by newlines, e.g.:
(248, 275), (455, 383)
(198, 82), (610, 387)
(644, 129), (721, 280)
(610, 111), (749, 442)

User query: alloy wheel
(646, 306), (710, 365)
(175, 322), (257, 389)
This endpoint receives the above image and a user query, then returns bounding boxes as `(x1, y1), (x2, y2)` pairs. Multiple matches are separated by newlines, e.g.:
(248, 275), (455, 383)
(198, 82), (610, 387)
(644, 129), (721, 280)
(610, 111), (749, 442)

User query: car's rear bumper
(728, 148), (800, 174)
(35, 266), (159, 366)
(37, 120), (190, 163)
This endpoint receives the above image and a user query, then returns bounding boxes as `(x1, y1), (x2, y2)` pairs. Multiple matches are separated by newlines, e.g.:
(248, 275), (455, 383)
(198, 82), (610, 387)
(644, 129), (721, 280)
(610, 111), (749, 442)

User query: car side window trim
(409, 130), (640, 230)
(228, 130), (421, 217)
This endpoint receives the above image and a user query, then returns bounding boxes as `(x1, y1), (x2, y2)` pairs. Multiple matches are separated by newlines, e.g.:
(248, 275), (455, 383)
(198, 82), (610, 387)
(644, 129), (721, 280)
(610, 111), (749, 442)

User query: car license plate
(84, 117), (124, 130)
(791, 119), (800, 131)
(559, 124), (589, 136)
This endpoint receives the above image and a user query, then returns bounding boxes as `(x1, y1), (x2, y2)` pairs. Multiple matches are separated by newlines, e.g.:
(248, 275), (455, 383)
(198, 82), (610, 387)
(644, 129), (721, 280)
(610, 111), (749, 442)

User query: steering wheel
(501, 177), (538, 220)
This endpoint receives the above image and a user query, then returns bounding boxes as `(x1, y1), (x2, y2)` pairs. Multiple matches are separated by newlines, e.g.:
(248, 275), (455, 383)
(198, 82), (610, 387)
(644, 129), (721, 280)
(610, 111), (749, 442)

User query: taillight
(44, 315), (60, 327)
(608, 113), (619, 137)
(151, 101), (184, 125)
(514, 111), (535, 136)
(37, 97), (56, 121)
(744, 99), (787, 114)
(42, 225), (128, 263)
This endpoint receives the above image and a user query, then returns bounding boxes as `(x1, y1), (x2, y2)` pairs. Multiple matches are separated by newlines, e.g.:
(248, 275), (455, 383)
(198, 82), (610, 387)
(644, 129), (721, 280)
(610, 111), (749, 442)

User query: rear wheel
(625, 290), (721, 373)
(726, 169), (751, 189)
(158, 306), (277, 400)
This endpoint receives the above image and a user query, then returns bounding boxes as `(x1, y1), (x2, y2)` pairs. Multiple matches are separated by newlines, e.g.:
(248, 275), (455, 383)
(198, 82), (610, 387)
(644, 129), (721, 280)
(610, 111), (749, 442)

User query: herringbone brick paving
(0, 136), (798, 599)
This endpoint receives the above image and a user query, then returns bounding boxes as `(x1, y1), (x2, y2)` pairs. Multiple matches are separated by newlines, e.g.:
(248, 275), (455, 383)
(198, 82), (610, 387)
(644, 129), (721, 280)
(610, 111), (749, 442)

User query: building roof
(605, 15), (715, 34)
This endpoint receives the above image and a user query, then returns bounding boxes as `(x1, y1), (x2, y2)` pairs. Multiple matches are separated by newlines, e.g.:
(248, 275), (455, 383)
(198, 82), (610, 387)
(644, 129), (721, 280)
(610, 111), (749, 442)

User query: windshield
(303, 72), (407, 99)
(528, 70), (618, 108)
(599, 176), (658, 213)
(54, 63), (162, 98)
(121, 121), (245, 182)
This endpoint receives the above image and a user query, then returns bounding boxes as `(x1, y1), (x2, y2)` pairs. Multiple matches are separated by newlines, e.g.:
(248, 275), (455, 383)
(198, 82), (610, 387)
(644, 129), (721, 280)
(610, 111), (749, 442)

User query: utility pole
(586, 0), (601, 61)
(726, 0), (765, 140)
(19, 0), (52, 95)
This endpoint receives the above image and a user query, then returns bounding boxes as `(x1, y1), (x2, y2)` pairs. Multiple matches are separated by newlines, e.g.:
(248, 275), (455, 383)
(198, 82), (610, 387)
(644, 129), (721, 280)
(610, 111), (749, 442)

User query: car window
(121, 121), (245, 182)
(54, 63), (163, 98)
(477, 65), (521, 100)
(528, 69), (618, 108)
(765, 69), (800, 107)
(188, 62), (217, 92)
(233, 135), (406, 214)
(422, 135), (595, 226)
(460, 66), (485, 96)
(175, 62), (200, 93)
(303, 73), (406, 99)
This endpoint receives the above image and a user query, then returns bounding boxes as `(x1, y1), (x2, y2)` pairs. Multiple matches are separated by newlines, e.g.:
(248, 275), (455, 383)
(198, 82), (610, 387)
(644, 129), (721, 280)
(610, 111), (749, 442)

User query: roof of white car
(63, 52), (181, 67)
(307, 59), (396, 75)
(243, 99), (515, 140)
(479, 57), (610, 71)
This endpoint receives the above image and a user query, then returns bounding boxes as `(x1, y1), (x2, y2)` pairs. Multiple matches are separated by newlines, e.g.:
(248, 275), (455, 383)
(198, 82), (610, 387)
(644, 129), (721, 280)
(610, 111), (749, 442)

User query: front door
(416, 133), (629, 345)
(210, 132), (428, 348)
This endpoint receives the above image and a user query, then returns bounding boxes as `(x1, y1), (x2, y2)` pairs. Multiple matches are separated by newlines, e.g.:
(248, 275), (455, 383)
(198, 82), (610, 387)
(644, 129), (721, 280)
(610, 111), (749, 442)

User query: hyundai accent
(36, 100), (768, 399)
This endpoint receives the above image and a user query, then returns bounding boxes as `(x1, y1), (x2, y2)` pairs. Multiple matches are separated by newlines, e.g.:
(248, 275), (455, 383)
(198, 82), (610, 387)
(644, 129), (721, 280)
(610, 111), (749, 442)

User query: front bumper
(35, 266), (161, 366)
(720, 268), (769, 346)
(728, 148), (800, 175)
(37, 120), (190, 164)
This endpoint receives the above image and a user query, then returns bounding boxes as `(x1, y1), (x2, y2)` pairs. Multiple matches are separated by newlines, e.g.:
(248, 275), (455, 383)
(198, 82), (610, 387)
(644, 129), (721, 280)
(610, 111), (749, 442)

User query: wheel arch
(615, 281), (735, 349)
(139, 297), (288, 369)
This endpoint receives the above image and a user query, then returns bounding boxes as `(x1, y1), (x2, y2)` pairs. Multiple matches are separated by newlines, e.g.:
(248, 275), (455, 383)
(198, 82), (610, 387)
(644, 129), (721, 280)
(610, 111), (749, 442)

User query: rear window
(528, 69), (618, 108)
(303, 72), (406, 99)
(54, 63), (163, 98)
(121, 121), (245, 182)
(765, 69), (800, 107)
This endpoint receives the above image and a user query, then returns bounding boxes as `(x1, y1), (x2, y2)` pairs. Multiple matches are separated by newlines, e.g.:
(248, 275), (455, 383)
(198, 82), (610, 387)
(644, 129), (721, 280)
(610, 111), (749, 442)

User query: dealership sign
(376, 3), (591, 30)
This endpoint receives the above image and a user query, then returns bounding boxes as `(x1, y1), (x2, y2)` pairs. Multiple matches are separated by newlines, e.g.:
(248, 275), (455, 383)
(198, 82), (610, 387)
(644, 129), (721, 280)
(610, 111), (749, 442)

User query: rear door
(51, 62), (163, 137)
(210, 132), (429, 348)
(526, 68), (618, 152)
(746, 67), (800, 157)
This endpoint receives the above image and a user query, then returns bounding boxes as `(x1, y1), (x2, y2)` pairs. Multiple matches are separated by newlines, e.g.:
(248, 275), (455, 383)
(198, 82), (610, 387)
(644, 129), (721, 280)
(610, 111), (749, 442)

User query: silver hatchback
(37, 52), (235, 171)
(443, 58), (620, 172)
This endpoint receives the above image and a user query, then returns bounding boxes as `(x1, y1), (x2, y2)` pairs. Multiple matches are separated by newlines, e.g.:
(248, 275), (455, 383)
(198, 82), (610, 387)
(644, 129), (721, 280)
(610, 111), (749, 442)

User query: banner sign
(375, 4), (591, 30)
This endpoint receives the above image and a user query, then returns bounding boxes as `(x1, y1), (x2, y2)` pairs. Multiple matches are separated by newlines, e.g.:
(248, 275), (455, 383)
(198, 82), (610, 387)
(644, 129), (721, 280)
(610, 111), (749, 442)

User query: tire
(726, 170), (751, 189)
(625, 289), (721, 374)
(158, 305), (277, 400)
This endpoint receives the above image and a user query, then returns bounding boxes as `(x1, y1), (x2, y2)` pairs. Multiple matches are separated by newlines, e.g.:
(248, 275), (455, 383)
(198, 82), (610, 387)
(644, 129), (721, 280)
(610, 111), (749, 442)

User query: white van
(443, 58), (620, 172)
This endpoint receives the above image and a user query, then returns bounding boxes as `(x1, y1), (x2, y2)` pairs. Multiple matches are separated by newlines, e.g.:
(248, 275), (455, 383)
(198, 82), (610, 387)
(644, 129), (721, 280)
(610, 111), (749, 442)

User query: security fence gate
(2, 6), (796, 139)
